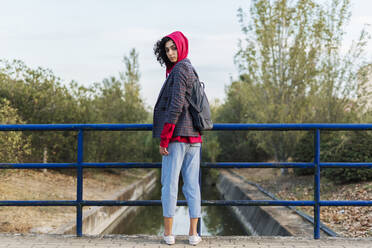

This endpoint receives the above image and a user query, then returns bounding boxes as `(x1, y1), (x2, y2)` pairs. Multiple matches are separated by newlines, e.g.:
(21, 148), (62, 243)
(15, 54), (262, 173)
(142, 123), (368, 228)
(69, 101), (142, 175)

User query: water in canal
(107, 172), (250, 236)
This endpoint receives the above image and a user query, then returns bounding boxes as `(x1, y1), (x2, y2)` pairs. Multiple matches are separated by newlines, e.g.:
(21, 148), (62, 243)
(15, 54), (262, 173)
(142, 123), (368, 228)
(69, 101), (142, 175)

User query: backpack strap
(192, 67), (199, 79)
(186, 66), (199, 99)
(185, 67), (203, 113)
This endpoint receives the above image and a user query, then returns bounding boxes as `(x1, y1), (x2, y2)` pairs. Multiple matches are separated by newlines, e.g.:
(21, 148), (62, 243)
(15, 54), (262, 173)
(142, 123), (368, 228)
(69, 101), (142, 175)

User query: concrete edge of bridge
(0, 233), (371, 242)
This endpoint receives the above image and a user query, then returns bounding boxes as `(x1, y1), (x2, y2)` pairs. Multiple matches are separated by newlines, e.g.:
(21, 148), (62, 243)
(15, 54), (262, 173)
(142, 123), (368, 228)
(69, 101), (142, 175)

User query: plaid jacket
(153, 58), (200, 138)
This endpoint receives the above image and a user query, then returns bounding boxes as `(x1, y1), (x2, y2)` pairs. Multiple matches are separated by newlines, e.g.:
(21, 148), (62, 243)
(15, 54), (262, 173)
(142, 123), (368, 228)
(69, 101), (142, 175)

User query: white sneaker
(189, 235), (202, 246)
(163, 234), (175, 245)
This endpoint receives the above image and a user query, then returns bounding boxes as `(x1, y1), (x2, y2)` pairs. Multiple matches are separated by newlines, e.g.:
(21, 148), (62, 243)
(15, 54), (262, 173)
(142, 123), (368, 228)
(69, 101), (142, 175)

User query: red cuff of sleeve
(160, 123), (176, 148)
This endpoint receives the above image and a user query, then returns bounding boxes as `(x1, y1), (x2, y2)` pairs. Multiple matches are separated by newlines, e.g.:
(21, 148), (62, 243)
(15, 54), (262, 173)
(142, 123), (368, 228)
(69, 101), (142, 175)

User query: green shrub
(322, 131), (372, 183)
(292, 131), (341, 176)
(293, 130), (372, 183)
(0, 98), (31, 163)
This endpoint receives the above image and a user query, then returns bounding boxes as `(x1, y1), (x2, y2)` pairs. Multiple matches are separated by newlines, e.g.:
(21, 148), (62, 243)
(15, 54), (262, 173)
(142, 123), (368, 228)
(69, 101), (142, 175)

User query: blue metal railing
(0, 123), (372, 239)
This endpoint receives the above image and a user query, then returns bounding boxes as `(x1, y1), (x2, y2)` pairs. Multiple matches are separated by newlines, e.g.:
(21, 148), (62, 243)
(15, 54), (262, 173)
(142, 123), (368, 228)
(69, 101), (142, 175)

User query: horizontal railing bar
(2, 200), (370, 207)
(82, 162), (162, 168)
(1, 123), (372, 131)
(3, 162), (371, 169)
(0, 201), (77, 206)
(83, 200), (315, 206)
(83, 200), (164, 206)
(211, 124), (372, 130)
(320, 201), (372, 206)
(0, 162), (162, 169)
(202, 200), (315, 206)
(0, 200), (314, 206)
(0, 124), (153, 131)
(320, 163), (372, 168)
(203, 162), (314, 168)
(0, 163), (77, 169)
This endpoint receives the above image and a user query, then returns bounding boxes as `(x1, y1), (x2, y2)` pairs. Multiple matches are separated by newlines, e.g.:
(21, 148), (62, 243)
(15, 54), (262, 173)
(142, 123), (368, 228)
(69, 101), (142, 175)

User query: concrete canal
(102, 172), (250, 236)
(55, 170), (322, 237)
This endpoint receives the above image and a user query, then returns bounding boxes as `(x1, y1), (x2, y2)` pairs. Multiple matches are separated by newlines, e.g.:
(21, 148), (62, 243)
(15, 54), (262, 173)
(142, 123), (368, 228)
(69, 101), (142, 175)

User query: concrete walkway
(0, 234), (371, 248)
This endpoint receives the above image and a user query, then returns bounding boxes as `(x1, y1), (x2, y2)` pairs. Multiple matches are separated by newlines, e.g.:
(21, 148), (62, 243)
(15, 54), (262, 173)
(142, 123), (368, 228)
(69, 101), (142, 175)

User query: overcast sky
(1, 0), (371, 109)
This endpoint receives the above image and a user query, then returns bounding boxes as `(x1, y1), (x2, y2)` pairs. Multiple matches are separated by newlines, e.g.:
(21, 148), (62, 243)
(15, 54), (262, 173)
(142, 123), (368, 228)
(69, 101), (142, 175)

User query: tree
(357, 64), (372, 119)
(85, 48), (150, 163)
(202, 99), (222, 163)
(121, 48), (148, 123)
(0, 50), (154, 170)
(0, 53), (150, 164)
(232, 0), (370, 173)
(216, 80), (268, 162)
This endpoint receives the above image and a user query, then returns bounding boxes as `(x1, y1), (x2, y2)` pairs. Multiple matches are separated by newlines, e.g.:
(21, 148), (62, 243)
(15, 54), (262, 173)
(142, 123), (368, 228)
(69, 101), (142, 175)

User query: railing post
(314, 129), (320, 239)
(197, 144), (202, 236)
(76, 130), (84, 237)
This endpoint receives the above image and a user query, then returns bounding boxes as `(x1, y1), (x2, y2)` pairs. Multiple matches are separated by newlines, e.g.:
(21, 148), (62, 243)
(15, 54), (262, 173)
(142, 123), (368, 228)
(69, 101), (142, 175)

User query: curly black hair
(153, 36), (176, 68)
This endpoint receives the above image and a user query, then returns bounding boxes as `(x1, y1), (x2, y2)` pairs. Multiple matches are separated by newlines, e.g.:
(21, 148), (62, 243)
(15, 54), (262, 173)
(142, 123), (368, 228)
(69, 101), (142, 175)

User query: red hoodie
(160, 31), (202, 148)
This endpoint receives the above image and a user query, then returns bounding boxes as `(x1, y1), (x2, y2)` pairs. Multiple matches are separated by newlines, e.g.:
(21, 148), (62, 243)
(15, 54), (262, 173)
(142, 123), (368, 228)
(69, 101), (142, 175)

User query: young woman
(153, 31), (202, 246)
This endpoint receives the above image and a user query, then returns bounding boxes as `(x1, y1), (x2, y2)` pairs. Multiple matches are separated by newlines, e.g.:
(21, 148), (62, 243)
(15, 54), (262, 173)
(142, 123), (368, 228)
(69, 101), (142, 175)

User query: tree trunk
(43, 147), (48, 173)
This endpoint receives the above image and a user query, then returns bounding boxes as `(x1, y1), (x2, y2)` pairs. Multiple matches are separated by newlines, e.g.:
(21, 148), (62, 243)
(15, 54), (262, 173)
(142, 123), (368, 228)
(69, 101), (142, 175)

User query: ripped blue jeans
(161, 142), (201, 218)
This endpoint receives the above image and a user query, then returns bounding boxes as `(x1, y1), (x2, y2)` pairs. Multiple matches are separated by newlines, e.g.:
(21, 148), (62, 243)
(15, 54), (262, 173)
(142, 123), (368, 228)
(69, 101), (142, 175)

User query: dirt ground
(230, 168), (372, 238)
(0, 168), (154, 234)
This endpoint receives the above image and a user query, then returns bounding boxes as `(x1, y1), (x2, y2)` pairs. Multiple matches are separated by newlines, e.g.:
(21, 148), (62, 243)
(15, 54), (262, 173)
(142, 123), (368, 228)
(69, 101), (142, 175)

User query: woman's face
(165, 39), (178, 63)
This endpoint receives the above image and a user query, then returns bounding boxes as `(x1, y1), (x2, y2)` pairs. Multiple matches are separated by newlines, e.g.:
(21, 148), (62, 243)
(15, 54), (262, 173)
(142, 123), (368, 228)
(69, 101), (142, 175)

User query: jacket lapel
(154, 76), (170, 108)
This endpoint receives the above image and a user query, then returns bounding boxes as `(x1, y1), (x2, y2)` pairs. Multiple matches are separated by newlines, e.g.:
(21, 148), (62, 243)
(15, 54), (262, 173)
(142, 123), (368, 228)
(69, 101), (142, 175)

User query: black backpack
(186, 68), (213, 132)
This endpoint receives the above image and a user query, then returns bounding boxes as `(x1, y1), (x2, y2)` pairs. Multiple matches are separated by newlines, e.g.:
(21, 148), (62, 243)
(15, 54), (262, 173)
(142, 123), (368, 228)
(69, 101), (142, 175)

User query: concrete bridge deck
(0, 234), (370, 248)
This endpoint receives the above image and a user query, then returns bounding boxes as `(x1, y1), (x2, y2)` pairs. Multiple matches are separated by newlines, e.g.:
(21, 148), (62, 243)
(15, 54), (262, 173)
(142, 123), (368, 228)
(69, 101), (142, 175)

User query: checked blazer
(153, 58), (200, 138)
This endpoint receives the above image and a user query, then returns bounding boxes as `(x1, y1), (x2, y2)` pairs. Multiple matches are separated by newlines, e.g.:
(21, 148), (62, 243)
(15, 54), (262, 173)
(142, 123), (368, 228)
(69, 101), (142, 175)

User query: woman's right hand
(159, 145), (169, 156)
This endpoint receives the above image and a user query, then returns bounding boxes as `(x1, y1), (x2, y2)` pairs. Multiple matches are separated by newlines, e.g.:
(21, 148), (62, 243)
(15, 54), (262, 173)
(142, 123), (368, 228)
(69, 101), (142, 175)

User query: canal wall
(52, 169), (157, 235)
(216, 170), (327, 237)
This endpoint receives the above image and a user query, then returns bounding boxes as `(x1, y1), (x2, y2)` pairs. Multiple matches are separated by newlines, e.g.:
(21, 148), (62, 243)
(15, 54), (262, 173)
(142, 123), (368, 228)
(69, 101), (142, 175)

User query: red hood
(165, 31), (189, 77)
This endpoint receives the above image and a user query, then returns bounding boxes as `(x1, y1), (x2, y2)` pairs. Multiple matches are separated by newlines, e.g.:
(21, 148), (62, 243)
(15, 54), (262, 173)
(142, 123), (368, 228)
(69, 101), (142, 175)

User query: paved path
(0, 234), (371, 248)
